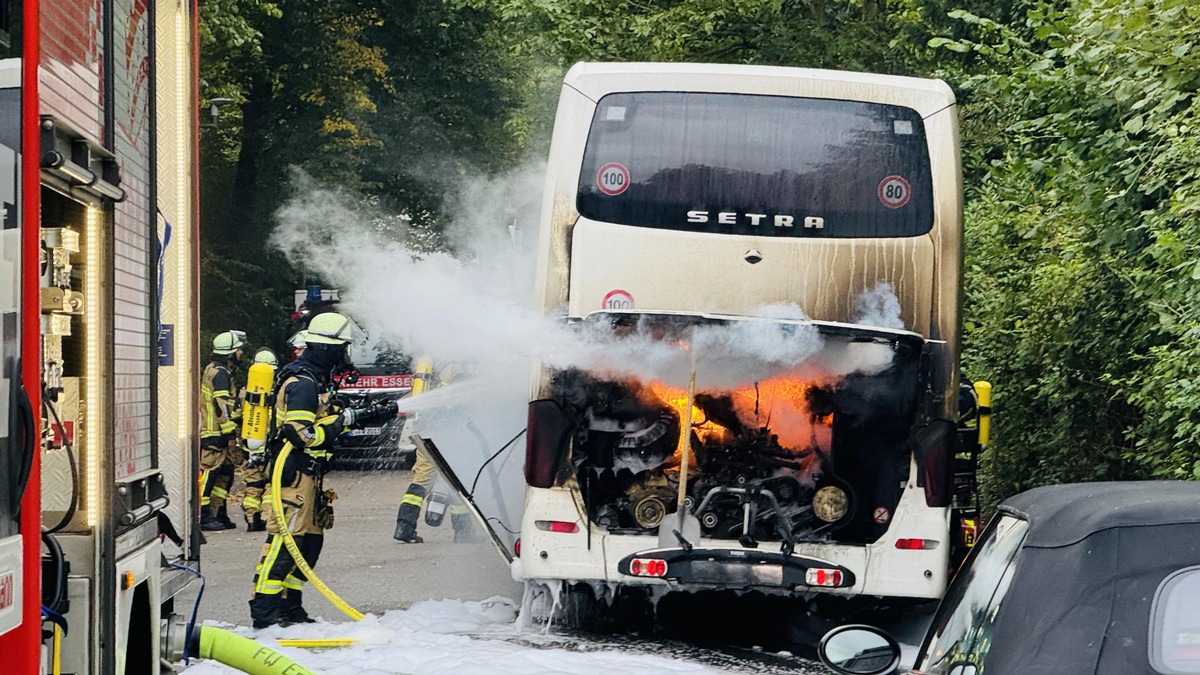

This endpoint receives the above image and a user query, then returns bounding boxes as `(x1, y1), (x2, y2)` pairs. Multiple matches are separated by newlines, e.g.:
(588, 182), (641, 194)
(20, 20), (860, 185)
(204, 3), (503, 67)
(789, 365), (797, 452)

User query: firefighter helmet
(212, 330), (247, 355)
(253, 348), (279, 366)
(305, 312), (356, 345)
(288, 330), (308, 349)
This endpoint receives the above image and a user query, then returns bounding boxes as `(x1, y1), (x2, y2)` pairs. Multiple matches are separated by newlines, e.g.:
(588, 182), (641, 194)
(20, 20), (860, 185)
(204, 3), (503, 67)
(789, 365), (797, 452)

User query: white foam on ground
(180, 597), (726, 674)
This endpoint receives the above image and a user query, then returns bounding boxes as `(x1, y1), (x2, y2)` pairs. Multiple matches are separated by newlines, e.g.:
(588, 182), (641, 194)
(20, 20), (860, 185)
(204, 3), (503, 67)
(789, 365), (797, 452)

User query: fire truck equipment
(240, 362), (276, 451)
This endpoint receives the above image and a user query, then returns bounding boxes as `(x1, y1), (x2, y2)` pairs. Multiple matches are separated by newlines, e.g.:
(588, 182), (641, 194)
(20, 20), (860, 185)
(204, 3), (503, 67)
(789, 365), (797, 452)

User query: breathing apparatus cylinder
(974, 380), (992, 447)
(240, 362), (276, 450)
(412, 356), (434, 396)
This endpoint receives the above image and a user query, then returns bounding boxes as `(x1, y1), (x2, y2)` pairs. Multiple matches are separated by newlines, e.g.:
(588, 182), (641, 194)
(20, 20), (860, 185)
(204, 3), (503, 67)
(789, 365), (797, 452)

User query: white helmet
(253, 348), (279, 366)
(305, 312), (358, 345)
(212, 330), (247, 355)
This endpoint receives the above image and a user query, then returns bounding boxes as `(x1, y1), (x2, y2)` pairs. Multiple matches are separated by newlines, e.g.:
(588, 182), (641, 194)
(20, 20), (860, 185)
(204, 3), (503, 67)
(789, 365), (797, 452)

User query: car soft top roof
(983, 481), (1200, 674)
(998, 480), (1200, 548)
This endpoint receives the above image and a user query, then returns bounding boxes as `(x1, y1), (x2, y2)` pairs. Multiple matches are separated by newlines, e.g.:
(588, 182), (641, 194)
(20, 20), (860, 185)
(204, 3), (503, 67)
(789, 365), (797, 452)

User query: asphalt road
(176, 468), (523, 625)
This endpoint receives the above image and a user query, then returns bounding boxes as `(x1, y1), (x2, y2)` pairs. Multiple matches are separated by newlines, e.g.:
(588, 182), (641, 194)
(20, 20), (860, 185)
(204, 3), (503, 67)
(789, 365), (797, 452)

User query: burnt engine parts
(562, 373), (852, 543)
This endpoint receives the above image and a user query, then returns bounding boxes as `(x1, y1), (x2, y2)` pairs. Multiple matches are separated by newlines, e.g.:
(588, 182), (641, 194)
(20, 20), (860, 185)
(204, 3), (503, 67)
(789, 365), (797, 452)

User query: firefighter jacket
(200, 358), (237, 443)
(273, 363), (341, 468)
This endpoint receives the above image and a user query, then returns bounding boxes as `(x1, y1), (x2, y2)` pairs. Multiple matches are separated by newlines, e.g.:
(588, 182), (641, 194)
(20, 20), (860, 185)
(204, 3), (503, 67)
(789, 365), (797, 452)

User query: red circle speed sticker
(877, 175), (911, 209)
(603, 289), (634, 310)
(597, 162), (630, 196)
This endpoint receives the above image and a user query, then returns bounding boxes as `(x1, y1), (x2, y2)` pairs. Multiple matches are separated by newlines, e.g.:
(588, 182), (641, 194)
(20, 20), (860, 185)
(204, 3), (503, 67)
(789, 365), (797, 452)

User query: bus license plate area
(690, 560), (784, 586)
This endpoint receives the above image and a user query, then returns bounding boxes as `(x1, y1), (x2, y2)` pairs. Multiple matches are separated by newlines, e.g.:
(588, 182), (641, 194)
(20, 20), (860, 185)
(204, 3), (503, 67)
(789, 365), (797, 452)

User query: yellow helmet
(212, 330), (247, 355)
(253, 348), (279, 366)
(305, 312), (356, 345)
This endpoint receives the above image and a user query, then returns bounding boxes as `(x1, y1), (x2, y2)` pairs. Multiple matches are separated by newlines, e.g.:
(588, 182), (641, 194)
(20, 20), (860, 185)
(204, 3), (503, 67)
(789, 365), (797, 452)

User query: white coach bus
(439, 62), (983, 624)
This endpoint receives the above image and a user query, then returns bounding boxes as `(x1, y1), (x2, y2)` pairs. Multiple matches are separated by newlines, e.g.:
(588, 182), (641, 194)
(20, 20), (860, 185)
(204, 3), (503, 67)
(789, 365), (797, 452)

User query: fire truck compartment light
(175, 7), (191, 440)
(84, 205), (101, 527)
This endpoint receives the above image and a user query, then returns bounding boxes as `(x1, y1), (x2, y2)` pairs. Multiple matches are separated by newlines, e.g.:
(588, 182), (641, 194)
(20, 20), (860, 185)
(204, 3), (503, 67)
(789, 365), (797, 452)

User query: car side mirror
(818, 624), (902, 675)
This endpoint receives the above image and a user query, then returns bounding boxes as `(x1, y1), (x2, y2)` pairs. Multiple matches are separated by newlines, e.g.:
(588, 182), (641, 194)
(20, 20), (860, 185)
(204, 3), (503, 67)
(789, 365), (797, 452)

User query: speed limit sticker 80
(877, 175), (911, 209)
(597, 162), (631, 196)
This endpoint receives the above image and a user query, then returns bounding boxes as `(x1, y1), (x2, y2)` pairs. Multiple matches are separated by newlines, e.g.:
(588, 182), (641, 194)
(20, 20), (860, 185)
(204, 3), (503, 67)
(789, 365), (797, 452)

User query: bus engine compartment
(550, 315), (926, 548)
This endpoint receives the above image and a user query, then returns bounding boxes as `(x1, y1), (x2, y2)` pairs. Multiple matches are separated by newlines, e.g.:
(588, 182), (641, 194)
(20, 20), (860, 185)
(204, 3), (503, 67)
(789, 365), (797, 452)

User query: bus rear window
(576, 92), (935, 238)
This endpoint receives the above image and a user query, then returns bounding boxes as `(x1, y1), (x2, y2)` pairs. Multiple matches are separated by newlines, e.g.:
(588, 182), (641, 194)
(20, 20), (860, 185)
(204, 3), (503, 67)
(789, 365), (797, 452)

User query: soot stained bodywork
(546, 317), (925, 547)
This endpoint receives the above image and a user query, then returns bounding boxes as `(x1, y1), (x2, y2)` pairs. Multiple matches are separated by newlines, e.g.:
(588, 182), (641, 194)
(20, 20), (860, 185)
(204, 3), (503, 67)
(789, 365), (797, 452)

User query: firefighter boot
(393, 518), (423, 543)
(280, 591), (315, 625)
(216, 506), (237, 530)
(200, 507), (226, 532)
(249, 593), (283, 629)
(246, 512), (266, 532)
(394, 485), (425, 543)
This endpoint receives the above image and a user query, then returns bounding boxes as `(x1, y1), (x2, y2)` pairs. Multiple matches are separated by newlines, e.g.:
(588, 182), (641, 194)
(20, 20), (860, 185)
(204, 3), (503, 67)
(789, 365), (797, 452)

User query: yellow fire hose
(275, 637), (362, 649)
(270, 442), (365, 621)
(191, 625), (318, 675)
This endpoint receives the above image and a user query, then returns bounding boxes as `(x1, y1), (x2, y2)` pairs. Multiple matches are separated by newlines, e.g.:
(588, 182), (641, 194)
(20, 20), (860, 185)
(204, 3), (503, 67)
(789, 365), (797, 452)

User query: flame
(647, 381), (722, 466)
(646, 375), (829, 463)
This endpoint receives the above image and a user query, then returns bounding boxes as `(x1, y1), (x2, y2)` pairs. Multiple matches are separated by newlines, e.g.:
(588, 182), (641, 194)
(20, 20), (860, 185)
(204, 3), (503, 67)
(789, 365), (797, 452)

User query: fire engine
(0, 0), (203, 672)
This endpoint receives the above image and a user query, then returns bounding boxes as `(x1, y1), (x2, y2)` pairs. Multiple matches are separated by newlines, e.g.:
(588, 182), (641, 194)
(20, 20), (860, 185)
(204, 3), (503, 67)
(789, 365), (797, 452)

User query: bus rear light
(805, 568), (845, 587)
(525, 400), (573, 488)
(514, 539), (521, 557)
(895, 538), (939, 550)
(628, 558), (668, 578)
(534, 520), (579, 534)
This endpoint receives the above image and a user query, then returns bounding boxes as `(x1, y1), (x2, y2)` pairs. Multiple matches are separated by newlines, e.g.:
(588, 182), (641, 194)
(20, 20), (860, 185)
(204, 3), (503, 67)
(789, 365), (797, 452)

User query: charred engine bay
(553, 357), (920, 547)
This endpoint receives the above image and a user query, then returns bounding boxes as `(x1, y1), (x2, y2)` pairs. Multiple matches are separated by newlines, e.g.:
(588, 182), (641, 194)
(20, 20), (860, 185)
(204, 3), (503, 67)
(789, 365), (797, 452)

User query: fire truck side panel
(21, 0), (200, 672)
(154, 0), (199, 558)
(39, 0), (106, 143)
(111, 0), (156, 481)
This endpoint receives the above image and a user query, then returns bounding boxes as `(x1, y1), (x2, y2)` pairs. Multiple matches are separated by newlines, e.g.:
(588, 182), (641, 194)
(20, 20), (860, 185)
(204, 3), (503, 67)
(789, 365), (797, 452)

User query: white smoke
(270, 170), (911, 393)
(852, 282), (905, 330)
(270, 168), (914, 541)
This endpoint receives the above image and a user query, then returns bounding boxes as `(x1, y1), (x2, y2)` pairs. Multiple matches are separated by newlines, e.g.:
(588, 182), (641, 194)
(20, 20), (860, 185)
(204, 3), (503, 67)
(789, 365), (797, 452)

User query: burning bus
(429, 62), (987, 625)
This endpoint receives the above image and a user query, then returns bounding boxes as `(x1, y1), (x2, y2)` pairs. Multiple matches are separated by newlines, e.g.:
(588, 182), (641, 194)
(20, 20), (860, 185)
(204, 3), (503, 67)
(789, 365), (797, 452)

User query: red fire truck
(0, 0), (202, 673)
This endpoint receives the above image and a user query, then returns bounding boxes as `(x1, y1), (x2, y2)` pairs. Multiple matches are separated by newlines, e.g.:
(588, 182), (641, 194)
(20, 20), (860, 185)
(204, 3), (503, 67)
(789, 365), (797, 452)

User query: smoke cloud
(270, 166), (914, 540)
(271, 170), (906, 393)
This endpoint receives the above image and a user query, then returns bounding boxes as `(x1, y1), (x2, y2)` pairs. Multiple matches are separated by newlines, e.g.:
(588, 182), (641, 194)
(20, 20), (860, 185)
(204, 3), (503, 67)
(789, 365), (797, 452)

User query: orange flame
(646, 376), (830, 464)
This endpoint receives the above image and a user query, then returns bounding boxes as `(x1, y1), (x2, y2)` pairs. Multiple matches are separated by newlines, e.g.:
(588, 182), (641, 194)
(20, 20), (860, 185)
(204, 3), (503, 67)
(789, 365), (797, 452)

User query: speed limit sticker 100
(597, 162), (630, 196)
(877, 175), (911, 209)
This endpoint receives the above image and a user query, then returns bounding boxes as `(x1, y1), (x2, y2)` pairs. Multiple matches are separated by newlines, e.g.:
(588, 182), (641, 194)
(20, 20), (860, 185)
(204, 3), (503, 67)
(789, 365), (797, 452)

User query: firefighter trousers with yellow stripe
(252, 470), (325, 603)
(395, 448), (436, 528)
(237, 462), (268, 517)
(199, 441), (241, 515)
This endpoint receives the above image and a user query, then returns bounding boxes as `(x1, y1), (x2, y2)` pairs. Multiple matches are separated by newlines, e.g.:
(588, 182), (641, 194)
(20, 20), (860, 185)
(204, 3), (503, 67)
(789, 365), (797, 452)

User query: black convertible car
(820, 481), (1200, 675)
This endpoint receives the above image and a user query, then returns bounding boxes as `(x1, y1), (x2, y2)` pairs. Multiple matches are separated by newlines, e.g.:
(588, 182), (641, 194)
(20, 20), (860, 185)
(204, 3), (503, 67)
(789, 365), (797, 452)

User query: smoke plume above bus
(269, 168), (908, 394)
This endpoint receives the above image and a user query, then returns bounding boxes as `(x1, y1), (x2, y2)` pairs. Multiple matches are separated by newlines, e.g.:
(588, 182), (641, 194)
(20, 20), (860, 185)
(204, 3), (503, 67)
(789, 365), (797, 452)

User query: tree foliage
(201, 0), (1200, 502)
(199, 0), (528, 350)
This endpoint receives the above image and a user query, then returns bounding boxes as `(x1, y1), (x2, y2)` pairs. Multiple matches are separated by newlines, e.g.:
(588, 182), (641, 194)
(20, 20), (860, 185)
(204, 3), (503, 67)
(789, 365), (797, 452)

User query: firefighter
(200, 330), (247, 531)
(238, 347), (278, 532)
(288, 329), (307, 359)
(249, 312), (396, 627)
(392, 361), (476, 543)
